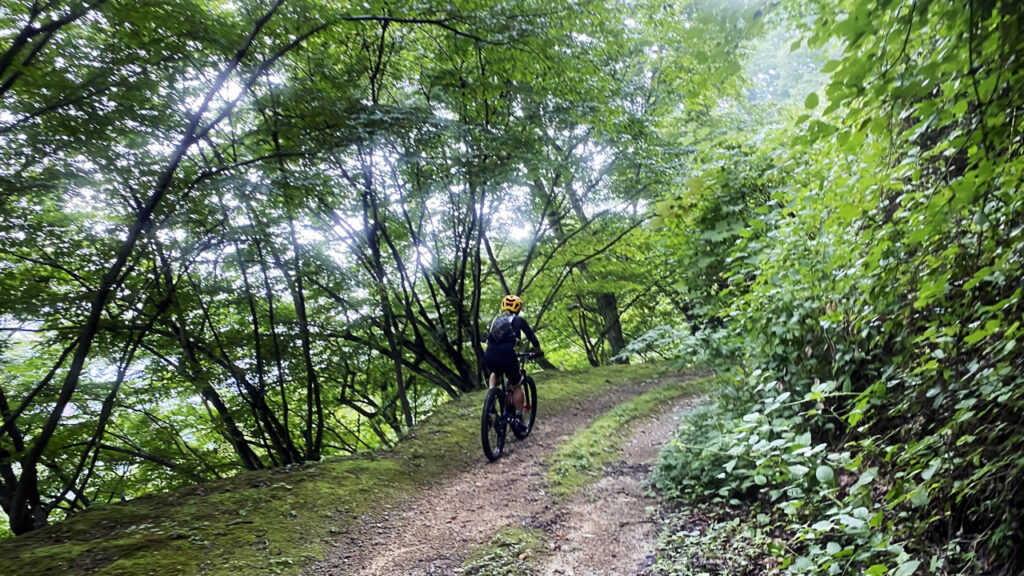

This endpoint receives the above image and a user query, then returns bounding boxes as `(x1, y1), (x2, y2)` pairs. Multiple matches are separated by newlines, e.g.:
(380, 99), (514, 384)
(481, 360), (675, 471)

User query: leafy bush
(615, 325), (740, 368)
(652, 0), (1024, 573)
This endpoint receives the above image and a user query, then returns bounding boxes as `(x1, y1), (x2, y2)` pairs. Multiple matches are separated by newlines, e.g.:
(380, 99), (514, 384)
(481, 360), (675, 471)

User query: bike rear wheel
(512, 376), (537, 440)
(481, 388), (506, 461)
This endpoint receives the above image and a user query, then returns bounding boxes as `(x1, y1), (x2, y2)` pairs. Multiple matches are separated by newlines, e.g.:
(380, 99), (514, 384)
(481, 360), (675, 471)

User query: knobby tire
(512, 376), (537, 440)
(481, 388), (505, 461)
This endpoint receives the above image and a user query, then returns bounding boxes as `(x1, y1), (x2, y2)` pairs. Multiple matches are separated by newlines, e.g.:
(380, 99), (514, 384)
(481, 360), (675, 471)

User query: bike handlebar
(517, 351), (543, 360)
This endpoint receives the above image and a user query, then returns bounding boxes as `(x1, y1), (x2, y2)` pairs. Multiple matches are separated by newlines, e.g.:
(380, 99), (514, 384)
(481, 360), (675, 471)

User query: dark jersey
(485, 313), (540, 351)
(484, 313), (540, 385)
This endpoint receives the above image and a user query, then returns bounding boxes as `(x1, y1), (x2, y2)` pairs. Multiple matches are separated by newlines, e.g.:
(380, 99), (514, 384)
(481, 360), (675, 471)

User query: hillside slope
(1, 363), (697, 576)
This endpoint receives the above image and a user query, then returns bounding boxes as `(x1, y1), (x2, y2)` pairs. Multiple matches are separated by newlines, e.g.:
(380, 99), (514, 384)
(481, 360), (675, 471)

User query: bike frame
(497, 352), (532, 427)
(482, 351), (539, 461)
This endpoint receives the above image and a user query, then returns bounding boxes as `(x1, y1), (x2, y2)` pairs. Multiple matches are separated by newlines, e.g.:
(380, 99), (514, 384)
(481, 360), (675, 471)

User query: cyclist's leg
(506, 368), (526, 435)
(510, 381), (525, 410)
(484, 346), (511, 390)
(506, 359), (524, 411)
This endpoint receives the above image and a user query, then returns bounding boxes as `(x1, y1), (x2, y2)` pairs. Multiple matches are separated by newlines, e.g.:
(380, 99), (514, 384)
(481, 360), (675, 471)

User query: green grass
(545, 374), (714, 499)
(0, 362), (665, 576)
(462, 527), (548, 576)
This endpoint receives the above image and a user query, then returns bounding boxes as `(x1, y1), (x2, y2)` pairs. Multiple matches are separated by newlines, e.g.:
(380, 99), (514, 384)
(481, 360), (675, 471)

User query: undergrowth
(648, 1), (1024, 572)
(0, 362), (663, 576)
(652, 360), (1021, 575)
(652, 370), (937, 575)
(648, 504), (779, 576)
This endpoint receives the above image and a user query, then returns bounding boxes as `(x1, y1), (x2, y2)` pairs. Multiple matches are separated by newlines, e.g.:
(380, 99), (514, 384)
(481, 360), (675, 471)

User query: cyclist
(485, 295), (542, 431)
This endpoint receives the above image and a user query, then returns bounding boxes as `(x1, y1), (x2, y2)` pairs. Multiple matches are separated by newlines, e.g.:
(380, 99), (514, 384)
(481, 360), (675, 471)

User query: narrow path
(306, 376), (700, 576)
(536, 394), (701, 576)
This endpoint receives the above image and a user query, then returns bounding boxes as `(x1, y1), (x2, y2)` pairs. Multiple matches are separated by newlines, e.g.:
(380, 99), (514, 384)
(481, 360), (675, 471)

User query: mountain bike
(481, 352), (540, 462)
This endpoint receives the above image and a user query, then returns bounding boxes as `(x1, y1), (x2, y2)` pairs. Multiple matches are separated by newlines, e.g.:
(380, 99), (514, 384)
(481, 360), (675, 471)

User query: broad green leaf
(896, 560), (921, 576)
(909, 486), (931, 508)
(816, 465), (834, 484)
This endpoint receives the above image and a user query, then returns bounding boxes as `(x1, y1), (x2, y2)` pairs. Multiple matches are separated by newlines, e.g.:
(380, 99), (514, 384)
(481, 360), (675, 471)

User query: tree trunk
(533, 178), (629, 365)
(287, 216), (325, 460)
(596, 292), (628, 362)
(252, 222), (299, 458)
(360, 179), (414, 429)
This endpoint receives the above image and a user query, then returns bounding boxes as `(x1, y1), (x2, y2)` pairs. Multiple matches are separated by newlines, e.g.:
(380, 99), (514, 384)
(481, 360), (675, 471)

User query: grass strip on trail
(0, 363), (663, 576)
(545, 374), (713, 499)
(461, 527), (548, 576)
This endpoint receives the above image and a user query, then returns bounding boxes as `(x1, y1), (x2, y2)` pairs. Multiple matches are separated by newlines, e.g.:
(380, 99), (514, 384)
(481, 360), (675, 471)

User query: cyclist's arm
(519, 318), (541, 352)
(482, 317), (494, 344)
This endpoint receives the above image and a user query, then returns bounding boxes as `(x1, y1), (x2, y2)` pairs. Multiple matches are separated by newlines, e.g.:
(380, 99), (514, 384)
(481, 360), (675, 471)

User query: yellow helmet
(501, 295), (523, 314)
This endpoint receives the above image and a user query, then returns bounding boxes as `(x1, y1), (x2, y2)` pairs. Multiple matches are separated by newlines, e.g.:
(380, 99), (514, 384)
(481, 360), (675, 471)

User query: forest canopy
(0, 0), (759, 536)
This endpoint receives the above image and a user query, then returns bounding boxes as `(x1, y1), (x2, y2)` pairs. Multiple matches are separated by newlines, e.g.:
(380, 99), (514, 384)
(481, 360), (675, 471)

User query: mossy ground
(545, 374), (714, 499)
(0, 362), (664, 576)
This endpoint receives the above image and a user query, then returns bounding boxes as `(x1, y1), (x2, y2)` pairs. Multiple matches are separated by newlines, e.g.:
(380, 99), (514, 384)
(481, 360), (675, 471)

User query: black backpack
(488, 314), (517, 345)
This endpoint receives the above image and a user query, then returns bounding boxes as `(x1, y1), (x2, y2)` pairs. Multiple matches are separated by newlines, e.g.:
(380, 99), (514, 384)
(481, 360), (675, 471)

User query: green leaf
(896, 560), (921, 576)
(964, 326), (991, 344)
(837, 514), (865, 530)
(821, 60), (841, 73)
(909, 485), (930, 507)
(850, 467), (877, 491)
(804, 92), (820, 109)
(788, 464), (810, 477)
(865, 565), (889, 576)
(811, 520), (833, 531)
(963, 267), (992, 291)
(815, 465), (834, 484)
(869, 511), (884, 528)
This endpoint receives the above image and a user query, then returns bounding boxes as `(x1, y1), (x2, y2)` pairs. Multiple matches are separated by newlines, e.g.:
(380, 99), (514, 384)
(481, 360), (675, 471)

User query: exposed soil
(306, 376), (701, 576)
(536, 394), (701, 576)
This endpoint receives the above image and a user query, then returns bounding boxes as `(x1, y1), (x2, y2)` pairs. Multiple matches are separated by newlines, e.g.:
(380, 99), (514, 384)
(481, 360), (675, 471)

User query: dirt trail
(536, 394), (701, 576)
(306, 376), (700, 576)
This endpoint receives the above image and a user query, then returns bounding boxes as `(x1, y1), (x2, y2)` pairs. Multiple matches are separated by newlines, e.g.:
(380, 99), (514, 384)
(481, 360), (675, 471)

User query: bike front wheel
(512, 376), (537, 440)
(481, 388), (506, 461)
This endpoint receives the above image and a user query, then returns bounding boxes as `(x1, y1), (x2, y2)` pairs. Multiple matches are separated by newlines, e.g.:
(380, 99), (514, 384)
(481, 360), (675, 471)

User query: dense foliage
(652, 0), (1024, 574)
